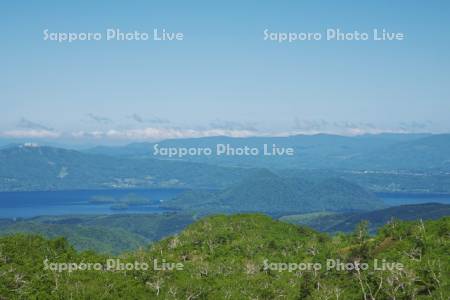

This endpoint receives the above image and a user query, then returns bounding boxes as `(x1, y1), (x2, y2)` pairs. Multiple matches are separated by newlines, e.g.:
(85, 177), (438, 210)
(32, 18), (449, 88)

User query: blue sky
(1, 1), (450, 143)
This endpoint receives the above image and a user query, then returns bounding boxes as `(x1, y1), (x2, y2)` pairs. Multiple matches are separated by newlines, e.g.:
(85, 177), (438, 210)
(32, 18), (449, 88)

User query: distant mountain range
(85, 133), (450, 170)
(1, 133), (450, 193)
(0, 144), (252, 191)
(163, 170), (385, 215)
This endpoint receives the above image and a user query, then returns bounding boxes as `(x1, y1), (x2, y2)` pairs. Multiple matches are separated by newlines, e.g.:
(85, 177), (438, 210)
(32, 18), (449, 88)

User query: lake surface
(0, 189), (185, 219)
(377, 192), (450, 206)
(1, 189), (450, 219)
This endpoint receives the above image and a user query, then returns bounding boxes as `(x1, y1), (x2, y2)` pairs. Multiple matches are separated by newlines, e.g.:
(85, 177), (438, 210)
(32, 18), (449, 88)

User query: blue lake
(0, 189), (185, 219)
(1, 189), (450, 219)
(377, 192), (450, 206)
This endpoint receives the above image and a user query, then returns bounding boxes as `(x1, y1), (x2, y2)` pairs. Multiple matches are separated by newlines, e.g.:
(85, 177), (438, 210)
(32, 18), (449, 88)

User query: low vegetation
(0, 214), (448, 299)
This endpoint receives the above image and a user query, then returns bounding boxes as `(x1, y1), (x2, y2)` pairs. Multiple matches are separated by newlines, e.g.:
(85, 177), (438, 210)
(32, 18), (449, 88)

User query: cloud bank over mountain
(0, 116), (442, 143)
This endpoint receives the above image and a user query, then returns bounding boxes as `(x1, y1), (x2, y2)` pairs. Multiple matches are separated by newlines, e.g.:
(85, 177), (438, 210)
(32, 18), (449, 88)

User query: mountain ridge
(0, 144), (252, 191)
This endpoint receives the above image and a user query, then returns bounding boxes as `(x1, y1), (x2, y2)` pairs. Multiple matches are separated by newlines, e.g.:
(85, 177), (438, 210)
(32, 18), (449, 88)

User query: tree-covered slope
(327, 203), (450, 233)
(302, 178), (384, 211)
(164, 170), (384, 215)
(0, 214), (448, 299)
(0, 213), (195, 254)
(280, 203), (450, 233)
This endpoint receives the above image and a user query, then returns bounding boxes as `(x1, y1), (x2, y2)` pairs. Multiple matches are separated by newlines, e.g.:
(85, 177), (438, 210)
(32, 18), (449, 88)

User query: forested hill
(163, 170), (384, 214)
(0, 214), (448, 299)
(280, 203), (450, 233)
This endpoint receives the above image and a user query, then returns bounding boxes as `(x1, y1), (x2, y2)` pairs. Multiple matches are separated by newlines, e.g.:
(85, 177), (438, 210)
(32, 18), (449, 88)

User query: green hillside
(163, 170), (384, 215)
(329, 203), (450, 233)
(0, 214), (448, 299)
(0, 213), (195, 254)
(280, 203), (450, 233)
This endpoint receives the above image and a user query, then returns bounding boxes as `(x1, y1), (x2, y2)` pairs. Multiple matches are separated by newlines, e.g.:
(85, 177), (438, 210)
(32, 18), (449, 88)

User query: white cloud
(1, 118), (439, 142)
(1, 129), (61, 138)
(128, 113), (170, 125)
(292, 118), (435, 136)
(17, 118), (53, 131)
(87, 113), (112, 124)
(208, 120), (258, 131)
(71, 127), (263, 141)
